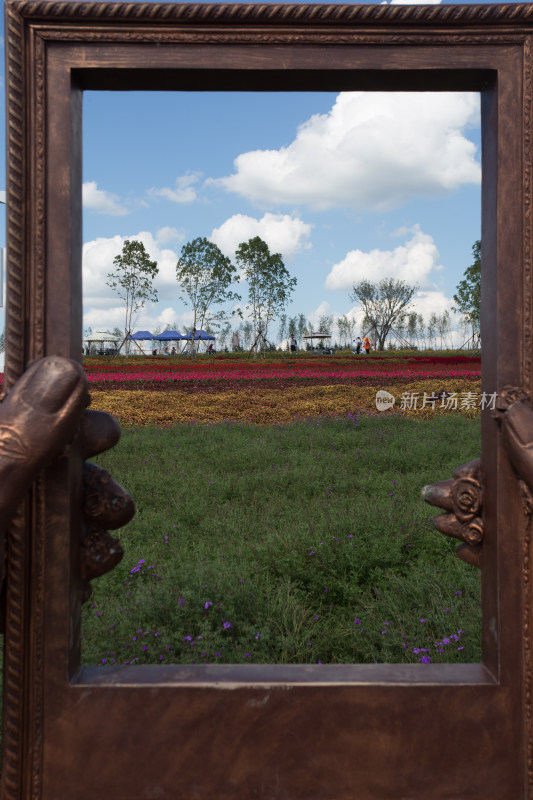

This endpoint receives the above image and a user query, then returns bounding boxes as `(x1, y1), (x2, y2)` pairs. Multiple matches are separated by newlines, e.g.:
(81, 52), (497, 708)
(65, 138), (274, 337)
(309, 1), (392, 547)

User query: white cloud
(212, 92), (480, 212)
(210, 212), (312, 260)
(156, 226), (185, 247)
(82, 181), (129, 216)
(148, 172), (201, 204)
(324, 225), (441, 291)
(82, 230), (183, 337)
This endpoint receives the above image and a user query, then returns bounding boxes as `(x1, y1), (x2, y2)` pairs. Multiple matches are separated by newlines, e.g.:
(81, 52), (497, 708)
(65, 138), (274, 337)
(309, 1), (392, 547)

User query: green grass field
(82, 412), (482, 666)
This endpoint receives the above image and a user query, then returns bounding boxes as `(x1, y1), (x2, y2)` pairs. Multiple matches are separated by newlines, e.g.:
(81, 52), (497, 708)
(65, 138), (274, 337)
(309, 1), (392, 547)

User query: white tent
(84, 329), (121, 355)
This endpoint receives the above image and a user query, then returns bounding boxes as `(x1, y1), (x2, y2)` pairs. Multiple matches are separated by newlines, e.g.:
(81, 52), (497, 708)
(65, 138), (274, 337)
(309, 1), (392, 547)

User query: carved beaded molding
(8, 0), (533, 26)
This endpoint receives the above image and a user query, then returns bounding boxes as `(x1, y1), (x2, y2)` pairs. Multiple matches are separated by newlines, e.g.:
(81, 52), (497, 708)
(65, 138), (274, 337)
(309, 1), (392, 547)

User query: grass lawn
(82, 412), (482, 666)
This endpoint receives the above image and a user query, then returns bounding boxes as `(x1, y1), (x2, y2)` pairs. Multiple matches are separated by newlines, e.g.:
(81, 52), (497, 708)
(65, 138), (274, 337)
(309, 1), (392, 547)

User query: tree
(235, 237), (297, 354)
(297, 313), (307, 348)
(107, 239), (159, 354)
(437, 310), (452, 349)
(241, 320), (253, 350)
(417, 314), (426, 349)
(406, 313), (419, 348)
(427, 313), (438, 350)
(176, 237), (240, 356)
(452, 240), (481, 342)
(350, 278), (418, 351)
(0, 329), (4, 355)
(217, 322), (232, 352)
(337, 315), (351, 347)
(277, 313), (288, 346)
(288, 316), (298, 341)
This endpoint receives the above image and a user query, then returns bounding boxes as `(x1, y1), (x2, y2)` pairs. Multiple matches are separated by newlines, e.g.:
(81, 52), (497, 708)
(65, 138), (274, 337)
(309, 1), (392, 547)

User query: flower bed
(89, 379), (482, 426)
(82, 354), (480, 388)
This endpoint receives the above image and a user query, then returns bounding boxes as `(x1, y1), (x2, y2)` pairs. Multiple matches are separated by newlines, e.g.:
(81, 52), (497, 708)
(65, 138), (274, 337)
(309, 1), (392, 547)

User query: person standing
(355, 336), (362, 354)
(290, 336), (297, 353)
(363, 336), (371, 355)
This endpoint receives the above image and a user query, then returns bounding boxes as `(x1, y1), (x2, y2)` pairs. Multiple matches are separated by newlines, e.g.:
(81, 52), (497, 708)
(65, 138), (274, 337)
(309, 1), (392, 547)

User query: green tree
(288, 316), (298, 341)
(407, 312), (418, 348)
(350, 278), (418, 351)
(452, 240), (481, 341)
(176, 237), (240, 356)
(417, 314), (426, 349)
(297, 313), (307, 348)
(218, 321), (232, 352)
(427, 313), (438, 350)
(235, 237), (296, 355)
(0, 329), (4, 354)
(277, 313), (288, 346)
(107, 239), (159, 354)
(437, 310), (452, 349)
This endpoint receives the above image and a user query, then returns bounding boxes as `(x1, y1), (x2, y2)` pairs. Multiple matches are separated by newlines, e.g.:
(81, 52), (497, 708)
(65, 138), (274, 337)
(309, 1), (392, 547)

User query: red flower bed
(83, 354), (480, 386)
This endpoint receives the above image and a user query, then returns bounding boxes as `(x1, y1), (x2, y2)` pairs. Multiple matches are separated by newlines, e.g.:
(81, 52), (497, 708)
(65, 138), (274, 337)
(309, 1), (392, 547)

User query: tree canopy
(350, 278), (418, 350)
(235, 236), (296, 353)
(106, 239), (159, 352)
(452, 240), (481, 338)
(176, 237), (240, 355)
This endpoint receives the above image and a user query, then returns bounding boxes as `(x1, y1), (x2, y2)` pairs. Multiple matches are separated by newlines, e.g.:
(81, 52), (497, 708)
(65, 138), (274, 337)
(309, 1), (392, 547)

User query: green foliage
(176, 237), (240, 354)
(235, 236), (297, 351)
(452, 240), (481, 335)
(83, 415), (481, 666)
(350, 278), (418, 350)
(106, 240), (159, 344)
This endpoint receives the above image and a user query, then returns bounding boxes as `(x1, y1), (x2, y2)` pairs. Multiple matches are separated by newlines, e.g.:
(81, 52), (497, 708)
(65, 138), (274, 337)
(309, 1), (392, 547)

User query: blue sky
(0, 0), (510, 345)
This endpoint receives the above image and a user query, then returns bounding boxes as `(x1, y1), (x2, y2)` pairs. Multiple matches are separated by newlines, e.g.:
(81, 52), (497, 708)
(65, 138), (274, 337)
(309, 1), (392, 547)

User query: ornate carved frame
(3, 1), (533, 797)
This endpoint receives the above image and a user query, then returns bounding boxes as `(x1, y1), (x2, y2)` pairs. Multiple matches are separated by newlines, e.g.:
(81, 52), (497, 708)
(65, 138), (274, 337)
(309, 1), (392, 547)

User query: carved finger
(80, 526), (124, 603)
(82, 409), (121, 460)
(433, 512), (483, 546)
(421, 478), (455, 513)
(0, 357), (87, 523)
(453, 458), (481, 481)
(456, 543), (482, 569)
(82, 462), (135, 530)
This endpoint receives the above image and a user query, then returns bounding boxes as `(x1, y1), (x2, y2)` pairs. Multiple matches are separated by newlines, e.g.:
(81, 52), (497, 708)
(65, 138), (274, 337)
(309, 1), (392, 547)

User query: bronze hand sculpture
(0, 356), (134, 604)
(422, 387), (533, 569)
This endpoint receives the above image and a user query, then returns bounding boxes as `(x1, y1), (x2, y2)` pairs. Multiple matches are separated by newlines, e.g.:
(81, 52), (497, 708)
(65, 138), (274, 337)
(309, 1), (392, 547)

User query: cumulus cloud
(156, 226), (185, 247)
(210, 212), (312, 260)
(82, 181), (129, 216)
(82, 231), (180, 314)
(148, 172), (201, 204)
(212, 92), (480, 212)
(324, 225), (441, 291)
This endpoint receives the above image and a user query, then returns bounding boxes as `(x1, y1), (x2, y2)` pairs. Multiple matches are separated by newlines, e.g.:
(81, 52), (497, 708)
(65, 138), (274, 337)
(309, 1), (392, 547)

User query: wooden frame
(3, 1), (533, 796)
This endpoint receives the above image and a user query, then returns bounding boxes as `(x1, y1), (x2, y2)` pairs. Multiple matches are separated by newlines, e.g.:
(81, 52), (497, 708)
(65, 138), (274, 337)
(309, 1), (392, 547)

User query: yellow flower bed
(89, 379), (483, 426)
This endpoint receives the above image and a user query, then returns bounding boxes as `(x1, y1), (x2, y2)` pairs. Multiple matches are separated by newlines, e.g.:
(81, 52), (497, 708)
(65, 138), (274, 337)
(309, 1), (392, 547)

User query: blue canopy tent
(154, 330), (183, 354)
(129, 330), (154, 340)
(154, 330), (183, 341)
(180, 329), (216, 354)
(124, 329), (155, 355)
